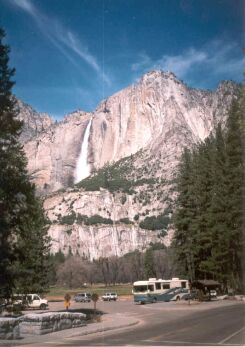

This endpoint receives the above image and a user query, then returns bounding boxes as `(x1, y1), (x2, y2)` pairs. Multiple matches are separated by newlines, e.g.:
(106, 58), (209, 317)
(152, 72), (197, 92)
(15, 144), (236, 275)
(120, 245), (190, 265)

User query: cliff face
(44, 189), (166, 260)
(16, 99), (54, 144)
(22, 71), (236, 194)
(17, 71), (237, 258)
(24, 112), (91, 194)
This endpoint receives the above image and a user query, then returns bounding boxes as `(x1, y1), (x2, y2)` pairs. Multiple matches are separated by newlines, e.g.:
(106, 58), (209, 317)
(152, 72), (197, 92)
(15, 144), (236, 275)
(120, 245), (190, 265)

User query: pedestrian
(64, 293), (71, 311)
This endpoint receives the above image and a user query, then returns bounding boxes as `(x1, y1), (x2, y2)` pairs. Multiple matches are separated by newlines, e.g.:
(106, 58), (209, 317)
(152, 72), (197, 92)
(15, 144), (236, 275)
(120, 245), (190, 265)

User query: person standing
(64, 293), (71, 311)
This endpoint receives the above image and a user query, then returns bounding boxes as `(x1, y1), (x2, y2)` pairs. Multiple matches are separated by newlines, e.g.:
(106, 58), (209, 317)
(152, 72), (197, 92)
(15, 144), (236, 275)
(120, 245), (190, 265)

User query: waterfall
(74, 118), (92, 183)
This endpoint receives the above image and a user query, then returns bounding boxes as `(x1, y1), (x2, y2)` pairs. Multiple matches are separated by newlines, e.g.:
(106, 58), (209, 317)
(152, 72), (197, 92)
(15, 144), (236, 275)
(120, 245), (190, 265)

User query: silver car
(74, 293), (91, 302)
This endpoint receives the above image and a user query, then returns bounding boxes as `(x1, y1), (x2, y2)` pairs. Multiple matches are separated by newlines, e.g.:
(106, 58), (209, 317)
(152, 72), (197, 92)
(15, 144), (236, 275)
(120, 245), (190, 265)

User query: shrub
(88, 215), (113, 225)
(119, 218), (132, 224)
(77, 213), (113, 225)
(134, 214), (139, 221)
(60, 211), (76, 225)
(121, 195), (127, 204)
(139, 213), (170, 231)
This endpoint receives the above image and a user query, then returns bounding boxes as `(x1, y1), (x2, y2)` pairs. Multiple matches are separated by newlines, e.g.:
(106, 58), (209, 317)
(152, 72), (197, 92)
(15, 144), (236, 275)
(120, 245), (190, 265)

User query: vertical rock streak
(74, 118), (92, 183)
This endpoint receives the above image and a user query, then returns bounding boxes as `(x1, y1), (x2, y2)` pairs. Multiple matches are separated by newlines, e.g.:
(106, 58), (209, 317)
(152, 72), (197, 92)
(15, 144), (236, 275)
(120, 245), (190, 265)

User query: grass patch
(47, 284), (133, 300)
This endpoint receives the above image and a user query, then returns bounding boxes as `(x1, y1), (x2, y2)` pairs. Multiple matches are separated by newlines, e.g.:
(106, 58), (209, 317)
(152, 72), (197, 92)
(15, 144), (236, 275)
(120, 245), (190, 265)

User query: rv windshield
(133, 285), (148, 293)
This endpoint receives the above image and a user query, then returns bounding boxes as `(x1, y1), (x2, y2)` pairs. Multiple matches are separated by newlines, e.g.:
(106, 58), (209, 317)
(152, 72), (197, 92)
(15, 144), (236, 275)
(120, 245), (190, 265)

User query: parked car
(13, 294), (48, 310)
(182, 291), (198, 301)
(74, 293), (91, 302)
(102, 293), (118, 301)
(209, 290), (217, 299)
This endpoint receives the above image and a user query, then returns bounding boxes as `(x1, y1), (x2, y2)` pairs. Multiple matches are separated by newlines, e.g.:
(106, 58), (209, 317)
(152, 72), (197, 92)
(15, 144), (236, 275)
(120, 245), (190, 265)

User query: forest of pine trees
(0, 28), (50, 300)
(173, 89), (244, 293)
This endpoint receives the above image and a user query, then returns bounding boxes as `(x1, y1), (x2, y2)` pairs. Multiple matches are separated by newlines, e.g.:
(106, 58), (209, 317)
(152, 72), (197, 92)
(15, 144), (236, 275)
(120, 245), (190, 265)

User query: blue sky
(0, 0), (244, 119)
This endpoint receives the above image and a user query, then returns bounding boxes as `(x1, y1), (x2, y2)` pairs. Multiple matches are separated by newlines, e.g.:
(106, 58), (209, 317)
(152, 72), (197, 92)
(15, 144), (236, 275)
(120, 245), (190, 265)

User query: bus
(133, 277), (189, 304)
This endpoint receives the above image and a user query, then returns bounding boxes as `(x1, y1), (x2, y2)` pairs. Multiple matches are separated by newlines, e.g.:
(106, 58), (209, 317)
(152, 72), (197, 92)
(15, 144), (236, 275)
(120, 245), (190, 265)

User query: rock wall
(19, 312), (86, 336)
(44, 189), (169, 259)
(0, 312), (86, 339)
(0, 317), (20, 340)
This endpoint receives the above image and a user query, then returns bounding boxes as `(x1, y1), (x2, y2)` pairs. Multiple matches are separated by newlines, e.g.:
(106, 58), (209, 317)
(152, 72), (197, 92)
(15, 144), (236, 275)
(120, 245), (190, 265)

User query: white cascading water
(74, 118), (92, 183)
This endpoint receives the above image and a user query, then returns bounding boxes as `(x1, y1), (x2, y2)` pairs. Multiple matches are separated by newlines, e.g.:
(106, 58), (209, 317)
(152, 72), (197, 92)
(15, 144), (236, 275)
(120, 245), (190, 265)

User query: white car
(102, 293), (118, 301)
(209, 290), (217, 299)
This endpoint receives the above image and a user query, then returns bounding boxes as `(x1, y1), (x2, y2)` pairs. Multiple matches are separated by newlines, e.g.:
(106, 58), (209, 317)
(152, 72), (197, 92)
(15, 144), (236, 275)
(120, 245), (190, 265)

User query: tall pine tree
(0, 28), (50, 299)
(174, 89), (244, 292)
(224, 97), (244, 291)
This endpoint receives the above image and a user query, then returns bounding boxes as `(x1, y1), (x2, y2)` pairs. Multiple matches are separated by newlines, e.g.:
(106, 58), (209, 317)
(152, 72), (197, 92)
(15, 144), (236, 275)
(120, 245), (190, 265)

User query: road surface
(45, 300), (245, 346)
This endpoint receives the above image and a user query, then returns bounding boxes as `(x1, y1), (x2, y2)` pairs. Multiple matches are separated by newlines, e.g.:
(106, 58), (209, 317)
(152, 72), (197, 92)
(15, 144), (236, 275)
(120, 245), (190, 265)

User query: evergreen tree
(173, 149), (196, 281)
(224, 97), (244, 291)
(144, 248), (156, 279)
(191, 138), (216, 279)
(0, 28), (50, 299)
(207, 125), (230, 286)
(174, 90), (244, 292)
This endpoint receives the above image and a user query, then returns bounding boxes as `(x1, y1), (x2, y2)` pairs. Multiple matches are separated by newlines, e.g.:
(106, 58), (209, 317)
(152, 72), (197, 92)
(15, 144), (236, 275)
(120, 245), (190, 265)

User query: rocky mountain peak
(16, 98), (54, 143)
(63, 110), (91, 124)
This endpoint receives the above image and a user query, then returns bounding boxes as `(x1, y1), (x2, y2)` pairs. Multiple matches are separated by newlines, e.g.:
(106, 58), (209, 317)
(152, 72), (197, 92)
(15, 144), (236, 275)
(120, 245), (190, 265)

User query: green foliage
(77, 213), (113, 225)
(134, 214), (139, 221)
(47, 250), (66, 285)
(173, 94), (244, 292)
(60, 211), (76, 225)
(149, 242), (166, 251)
(144, 248), (156, 278)
(0, 29), (50, 298)
(76, 158), (156, 193)
(139, 213), (170, 231)
(120, 195), (127, 205)
(119, 218), (132, 224)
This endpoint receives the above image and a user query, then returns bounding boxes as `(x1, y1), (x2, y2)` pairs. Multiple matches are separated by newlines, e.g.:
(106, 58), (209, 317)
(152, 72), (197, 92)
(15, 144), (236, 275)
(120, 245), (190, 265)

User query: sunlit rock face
(18, 71), (237, 257)
(20, 71), (236, 195)
(44, 189), (168, 259)
(16, 99), (54, 144)
(23, 111), (91, 194)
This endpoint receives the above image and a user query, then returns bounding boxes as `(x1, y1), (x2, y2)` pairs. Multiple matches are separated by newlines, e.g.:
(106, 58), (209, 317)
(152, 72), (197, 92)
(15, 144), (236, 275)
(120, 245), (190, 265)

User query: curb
(69, 319), (139, 337)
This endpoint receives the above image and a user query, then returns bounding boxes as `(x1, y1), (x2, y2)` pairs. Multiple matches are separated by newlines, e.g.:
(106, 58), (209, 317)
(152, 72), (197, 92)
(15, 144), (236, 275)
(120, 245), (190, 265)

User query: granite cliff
(18, 71), (237, 258)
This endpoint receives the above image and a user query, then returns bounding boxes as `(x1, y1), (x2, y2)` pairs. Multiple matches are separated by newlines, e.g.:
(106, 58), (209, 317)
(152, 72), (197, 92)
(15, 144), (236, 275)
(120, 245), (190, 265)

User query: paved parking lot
(5, 298), (244, 346)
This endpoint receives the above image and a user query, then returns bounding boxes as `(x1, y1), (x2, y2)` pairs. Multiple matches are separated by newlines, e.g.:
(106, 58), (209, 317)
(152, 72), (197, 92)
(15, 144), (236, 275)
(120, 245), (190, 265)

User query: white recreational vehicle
(133, 277), (189, 304)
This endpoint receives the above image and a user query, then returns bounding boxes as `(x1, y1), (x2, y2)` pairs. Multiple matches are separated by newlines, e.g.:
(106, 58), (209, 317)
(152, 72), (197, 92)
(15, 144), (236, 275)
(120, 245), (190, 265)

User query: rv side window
(148, 285), (154, 292)
(162, 284), (170, 289)
(156, 283), (161, 290)
(181, 281), (186, 288)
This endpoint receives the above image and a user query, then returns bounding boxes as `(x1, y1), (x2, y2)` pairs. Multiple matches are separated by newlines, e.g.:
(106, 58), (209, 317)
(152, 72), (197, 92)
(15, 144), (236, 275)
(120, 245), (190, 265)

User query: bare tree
(56, 256), (86, 288)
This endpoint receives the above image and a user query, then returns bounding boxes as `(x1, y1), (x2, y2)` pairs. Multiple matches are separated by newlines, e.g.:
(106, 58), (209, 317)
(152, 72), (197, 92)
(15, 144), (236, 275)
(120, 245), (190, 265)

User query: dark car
(182, 291), (198, 301)
(74, 293), (91, 303)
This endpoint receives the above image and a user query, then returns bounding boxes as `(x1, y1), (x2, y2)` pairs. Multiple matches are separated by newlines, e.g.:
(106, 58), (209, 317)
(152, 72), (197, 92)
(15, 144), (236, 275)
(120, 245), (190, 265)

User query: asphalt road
(48, 300), (245, 346)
